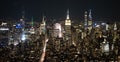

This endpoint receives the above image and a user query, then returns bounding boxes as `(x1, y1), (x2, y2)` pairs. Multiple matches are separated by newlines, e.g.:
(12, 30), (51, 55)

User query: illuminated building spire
(66, 9), (70, 19)
(42, 15), (46, 25)
(31, 17), (34, 27)
(40, 15), (46, 35)
(87, 9), (93, 32)
(42, 15), (45, 22)
(65, 9), (71, 25)
(84, 11), (88, 26)
(114, 22), (117, 30)
(88, 9), (92, 20)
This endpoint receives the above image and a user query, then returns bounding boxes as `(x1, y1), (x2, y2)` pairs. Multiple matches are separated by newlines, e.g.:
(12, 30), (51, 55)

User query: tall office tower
(40, 16), (46, 35)
(88, 9), (93, 31)
(29, 17), (35, 34)
(20, 10), (25, 31)
(106, 24), (109, 31)
(54, 23), (62, 38)
(65, 9), (72, 46)
(114, 22), (117, 30)
(84, 11), (88, 29)
(113, 22), (117, 42)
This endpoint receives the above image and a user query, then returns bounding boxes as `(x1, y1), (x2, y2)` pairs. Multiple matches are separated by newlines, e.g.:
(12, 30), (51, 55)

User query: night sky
(0, 0), (119, 21)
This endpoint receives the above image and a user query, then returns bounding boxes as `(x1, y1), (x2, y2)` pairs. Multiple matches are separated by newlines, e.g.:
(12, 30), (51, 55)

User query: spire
(84, 11), (88, 26)
(88, 9), (92, 20)
(114, 22), (117, 30)
(66, 9), (70, 19)
(31, 17), (34, 27)
(22, 10), (25, 19)
(42, 15), (46, 25)
(42, 16), (45, 22)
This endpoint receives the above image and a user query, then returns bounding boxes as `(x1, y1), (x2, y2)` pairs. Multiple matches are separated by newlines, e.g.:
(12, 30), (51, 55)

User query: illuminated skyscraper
(114, 22), (117, 30)
(29, 17), (35, 34)
(40, 16), (46, 35)
(31, 17), (34, 27)
(84, 11), (88, 29)
(65, 9), (71, 26)
(64, 9), (72, 46)
(54, 23), (62, 38)
(15, 10), (25, 30)
(88, 9), (93, 31)
(106, 24), (109, 31)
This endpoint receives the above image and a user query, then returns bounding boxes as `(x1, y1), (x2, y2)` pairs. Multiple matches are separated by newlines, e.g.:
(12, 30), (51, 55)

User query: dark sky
(0, 0), (119, 21)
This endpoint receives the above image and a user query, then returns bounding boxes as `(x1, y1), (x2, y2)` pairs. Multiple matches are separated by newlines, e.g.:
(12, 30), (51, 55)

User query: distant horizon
(0, 0), (120, 21)
(0, 16), (120, 23)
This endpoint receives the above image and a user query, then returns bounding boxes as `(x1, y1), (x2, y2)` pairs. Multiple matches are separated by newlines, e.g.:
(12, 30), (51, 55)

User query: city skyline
(0, 1), (120, 61)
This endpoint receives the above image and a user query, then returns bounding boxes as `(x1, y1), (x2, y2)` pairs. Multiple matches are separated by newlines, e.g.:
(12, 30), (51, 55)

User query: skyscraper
(20, 10), (25, 31)
(31, 17), (34, 27)
(88, 9), (93, 31)
(40, 16), (46, 35)
(64, 9), (72, 46)
(84, 11), (88, 29)
(114, 22), (117, 30)
(29, 17), (35, 34)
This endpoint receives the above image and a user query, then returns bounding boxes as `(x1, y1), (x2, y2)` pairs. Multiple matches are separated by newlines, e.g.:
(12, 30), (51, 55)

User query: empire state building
(64, 9), (72, 46)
